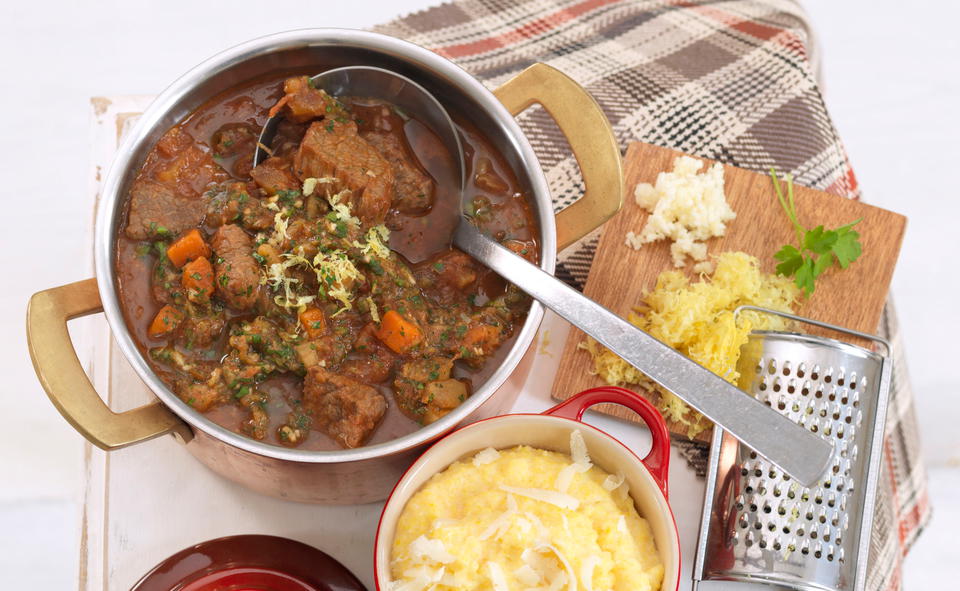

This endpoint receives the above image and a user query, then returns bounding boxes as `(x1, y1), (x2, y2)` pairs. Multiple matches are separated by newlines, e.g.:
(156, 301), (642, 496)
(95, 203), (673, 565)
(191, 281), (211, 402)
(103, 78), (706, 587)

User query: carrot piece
(148, 305), (182, 339)
(166, 229), (211, 268)
(181, 256), (215, 298)
(462, 324), (501, 355)
(374, 310), (423, 354)
(299, 307), (327, 340)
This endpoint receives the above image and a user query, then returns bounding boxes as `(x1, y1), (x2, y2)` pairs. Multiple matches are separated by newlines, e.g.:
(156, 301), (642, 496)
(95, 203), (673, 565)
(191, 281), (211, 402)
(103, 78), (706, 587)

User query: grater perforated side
(693, 308), (893, 591)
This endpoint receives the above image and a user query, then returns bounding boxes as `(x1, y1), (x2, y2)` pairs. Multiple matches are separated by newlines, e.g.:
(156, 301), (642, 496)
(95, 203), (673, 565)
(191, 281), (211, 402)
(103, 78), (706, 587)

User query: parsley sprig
(770, 169), (863, 296)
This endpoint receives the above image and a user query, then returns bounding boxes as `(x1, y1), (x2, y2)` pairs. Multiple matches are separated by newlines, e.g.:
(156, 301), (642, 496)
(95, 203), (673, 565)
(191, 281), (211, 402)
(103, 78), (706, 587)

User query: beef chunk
(303, 366), (386, 448)
(250, 157), (300, 196)
(155, 126), (193, 158)
(143, 127), (228, 198)
(125, 179), (206, 240)
(426, 250), (479, 296)
(294, 120), (394, 226)
(206, 182), (274, 230)
(363, 131), (434, 214)
(210, 225), (260, 311)
(178, 308), (227, 349)
(340, 324), (396, 384)
(211, 123), (257, 158)
(274, 76), (351, 123)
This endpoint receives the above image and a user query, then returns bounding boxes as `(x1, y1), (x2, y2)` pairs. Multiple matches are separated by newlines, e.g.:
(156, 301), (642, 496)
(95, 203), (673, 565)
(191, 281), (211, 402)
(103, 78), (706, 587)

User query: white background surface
(0, 0), (955, 588)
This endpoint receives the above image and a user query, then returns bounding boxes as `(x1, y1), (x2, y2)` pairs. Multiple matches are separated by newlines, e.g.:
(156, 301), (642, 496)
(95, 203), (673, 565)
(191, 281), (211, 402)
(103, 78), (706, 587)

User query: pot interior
(375, 414), (680, 591)
(96, 30), (555, 462)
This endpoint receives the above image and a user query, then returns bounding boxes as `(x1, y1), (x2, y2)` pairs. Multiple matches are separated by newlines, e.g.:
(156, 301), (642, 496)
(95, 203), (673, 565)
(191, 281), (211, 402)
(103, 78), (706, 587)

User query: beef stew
(115, 74), (538, 451)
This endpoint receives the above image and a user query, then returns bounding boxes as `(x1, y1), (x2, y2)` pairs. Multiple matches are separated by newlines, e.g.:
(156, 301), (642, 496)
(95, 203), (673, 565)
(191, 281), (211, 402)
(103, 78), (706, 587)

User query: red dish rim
(130, 534), (366, 591)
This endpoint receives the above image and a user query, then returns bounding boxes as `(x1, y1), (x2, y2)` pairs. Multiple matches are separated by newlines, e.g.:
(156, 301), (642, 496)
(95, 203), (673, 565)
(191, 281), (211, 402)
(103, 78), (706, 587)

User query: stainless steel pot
(27, 29), (623, 504)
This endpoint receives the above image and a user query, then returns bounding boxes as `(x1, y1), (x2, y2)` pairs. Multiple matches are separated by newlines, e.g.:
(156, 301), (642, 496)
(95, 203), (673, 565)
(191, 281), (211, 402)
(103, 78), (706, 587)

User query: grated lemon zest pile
(301, 176), (337, 197)
(580, 251), (799, 437)
(273, 209), (290, 241)
(313, 249), (361, 315)
(327, 188), (360, 228)
(264, 253), (315, 312)
(354, 225), (391, 259)
(261, 247), (361, 316)
(257, 188), (390, 317)
(366, 296), (380, 323)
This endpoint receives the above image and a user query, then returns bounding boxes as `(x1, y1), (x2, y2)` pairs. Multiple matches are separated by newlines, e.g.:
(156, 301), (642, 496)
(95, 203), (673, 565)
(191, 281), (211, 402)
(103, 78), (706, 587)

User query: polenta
(390, 432), (664, 591)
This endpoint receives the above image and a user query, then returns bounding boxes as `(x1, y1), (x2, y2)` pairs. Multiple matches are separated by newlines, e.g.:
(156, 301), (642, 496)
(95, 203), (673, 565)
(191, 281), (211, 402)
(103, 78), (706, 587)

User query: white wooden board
(80, 96), (735, 591)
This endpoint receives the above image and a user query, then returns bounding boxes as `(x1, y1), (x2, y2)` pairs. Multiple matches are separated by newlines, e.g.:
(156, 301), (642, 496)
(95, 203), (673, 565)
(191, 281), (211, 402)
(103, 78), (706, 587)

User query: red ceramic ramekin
(374, 386), (681, 591)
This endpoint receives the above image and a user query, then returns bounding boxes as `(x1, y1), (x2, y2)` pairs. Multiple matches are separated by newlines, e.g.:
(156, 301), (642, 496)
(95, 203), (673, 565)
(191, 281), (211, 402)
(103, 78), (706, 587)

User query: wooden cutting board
(551, 142), (907, 441)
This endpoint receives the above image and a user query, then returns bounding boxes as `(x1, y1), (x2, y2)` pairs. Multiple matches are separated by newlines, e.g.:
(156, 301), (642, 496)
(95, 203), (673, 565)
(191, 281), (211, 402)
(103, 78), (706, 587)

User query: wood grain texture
(551, 142), (907, 440)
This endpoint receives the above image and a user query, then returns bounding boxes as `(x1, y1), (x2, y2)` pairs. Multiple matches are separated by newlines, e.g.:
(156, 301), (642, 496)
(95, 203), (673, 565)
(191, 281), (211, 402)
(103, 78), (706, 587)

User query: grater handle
(734, 305), (891, 354)
(546, 387), (671, 498)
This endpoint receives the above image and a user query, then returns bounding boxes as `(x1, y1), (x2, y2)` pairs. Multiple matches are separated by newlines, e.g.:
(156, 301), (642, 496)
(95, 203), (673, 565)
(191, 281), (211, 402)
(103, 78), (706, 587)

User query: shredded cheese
(487, 562), (509, 591)
(581, 555), (601, 591)
(601, 471), (625, 492)
(540, 545), (578, 591)
(473, 447), (500, 467)
(499, 485), (580, 511)
(479, 493), (519, 542)
(407, 535), (455, 565)
(570, 429), (591, 467)
(514, 564), (542, 587)
(555, 430), (593, 493)
(523, 511), (551, 545)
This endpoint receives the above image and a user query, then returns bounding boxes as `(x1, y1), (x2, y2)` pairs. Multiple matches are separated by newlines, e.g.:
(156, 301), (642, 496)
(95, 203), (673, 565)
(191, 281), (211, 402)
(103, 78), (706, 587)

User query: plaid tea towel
(375, 1), (929, 589)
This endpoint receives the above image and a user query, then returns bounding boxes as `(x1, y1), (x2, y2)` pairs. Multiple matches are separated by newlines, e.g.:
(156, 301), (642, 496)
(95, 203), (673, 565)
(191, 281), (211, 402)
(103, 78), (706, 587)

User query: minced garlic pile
(625, 155), (736, 270)
(580, 252), (798, 438)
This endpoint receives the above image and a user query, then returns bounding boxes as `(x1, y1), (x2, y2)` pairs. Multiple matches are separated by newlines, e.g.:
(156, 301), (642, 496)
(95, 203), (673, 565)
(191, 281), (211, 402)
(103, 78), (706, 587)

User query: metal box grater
(693, 307), (893, 591)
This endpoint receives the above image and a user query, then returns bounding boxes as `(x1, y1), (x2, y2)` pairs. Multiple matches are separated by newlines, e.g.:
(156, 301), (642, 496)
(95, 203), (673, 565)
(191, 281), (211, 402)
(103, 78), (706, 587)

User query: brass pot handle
(494, 63), (623, 252)
(27, 278), (191, 450)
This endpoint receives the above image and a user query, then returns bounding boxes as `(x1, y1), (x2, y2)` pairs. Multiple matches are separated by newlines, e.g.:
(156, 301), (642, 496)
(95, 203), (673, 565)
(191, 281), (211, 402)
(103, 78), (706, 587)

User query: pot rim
(372, 411), (682, 590)
(93, 28), (554, 464)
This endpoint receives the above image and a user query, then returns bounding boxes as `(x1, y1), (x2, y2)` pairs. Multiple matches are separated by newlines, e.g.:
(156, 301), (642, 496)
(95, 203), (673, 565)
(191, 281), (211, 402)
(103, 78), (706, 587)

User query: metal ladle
(255, 66), (834, 486)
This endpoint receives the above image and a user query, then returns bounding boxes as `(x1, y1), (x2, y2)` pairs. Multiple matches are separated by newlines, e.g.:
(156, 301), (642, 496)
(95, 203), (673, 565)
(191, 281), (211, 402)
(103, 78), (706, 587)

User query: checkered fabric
(374, 1), (928, 589)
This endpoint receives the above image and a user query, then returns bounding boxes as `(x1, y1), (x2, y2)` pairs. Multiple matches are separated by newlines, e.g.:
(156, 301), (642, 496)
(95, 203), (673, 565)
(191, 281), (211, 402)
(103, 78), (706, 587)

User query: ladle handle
(494, 63), (623, 251)
(453, 223), (834, 487)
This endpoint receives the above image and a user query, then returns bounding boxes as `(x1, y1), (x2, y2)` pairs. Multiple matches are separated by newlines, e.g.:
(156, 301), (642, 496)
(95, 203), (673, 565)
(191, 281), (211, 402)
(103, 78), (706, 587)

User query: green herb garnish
(770, 169), (863, 296)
